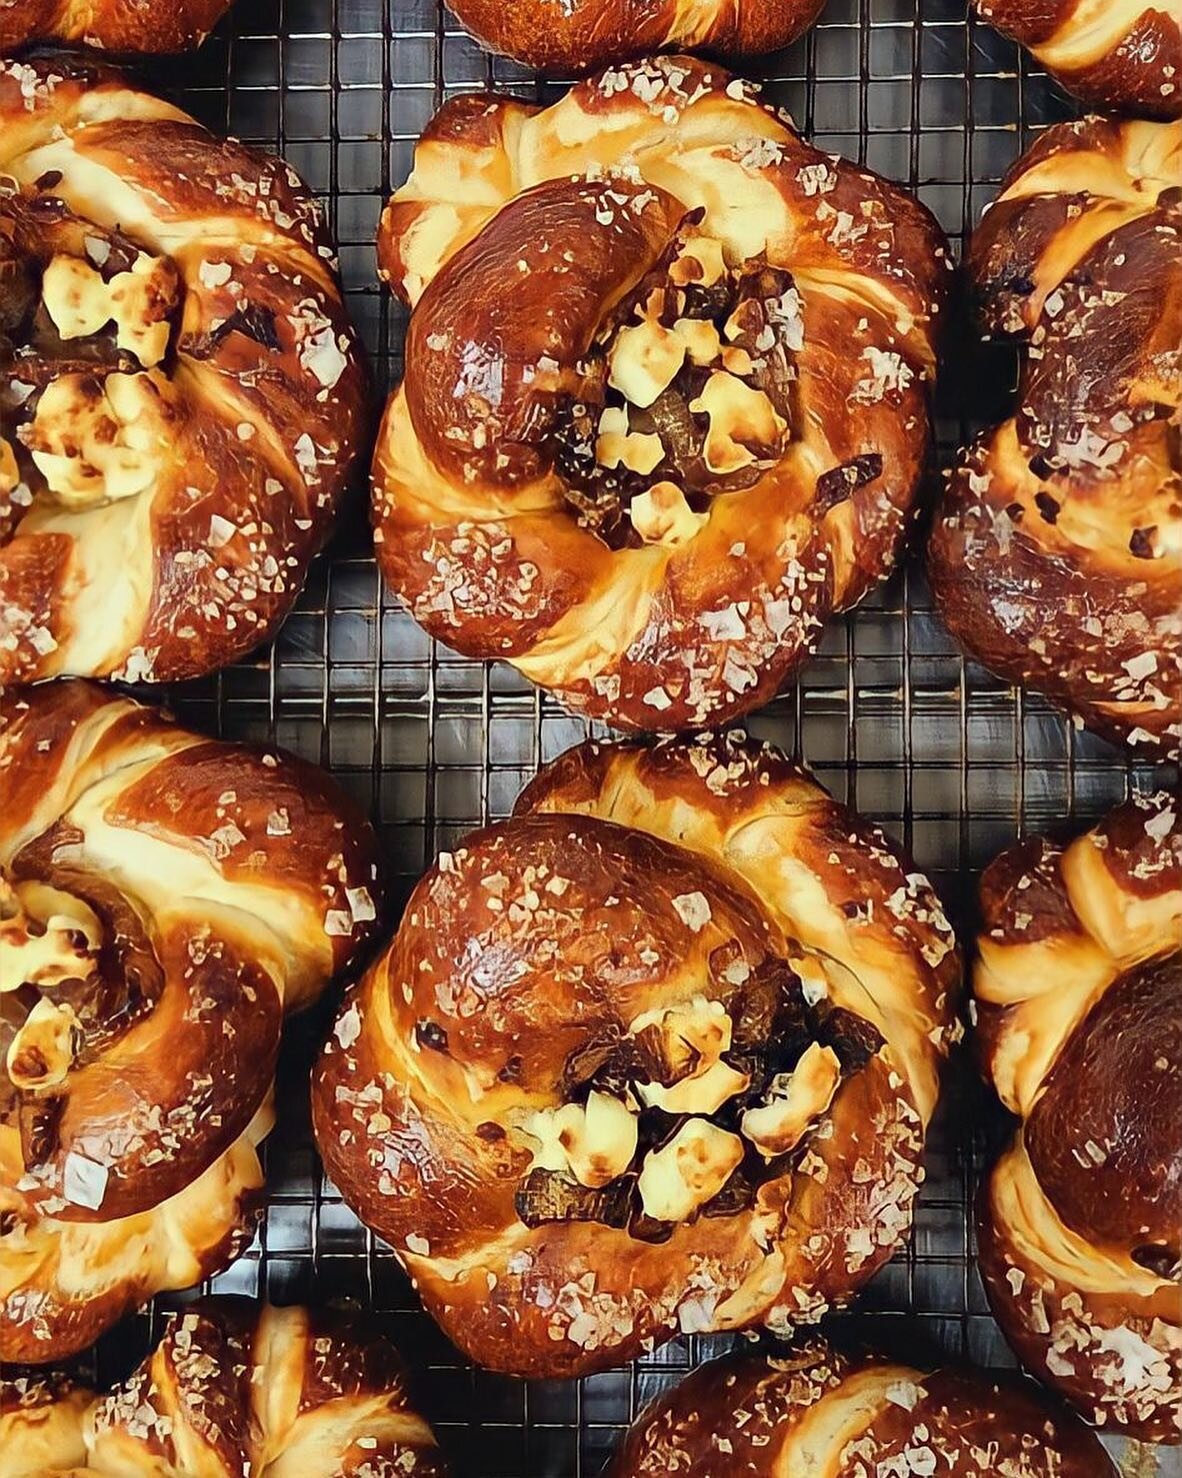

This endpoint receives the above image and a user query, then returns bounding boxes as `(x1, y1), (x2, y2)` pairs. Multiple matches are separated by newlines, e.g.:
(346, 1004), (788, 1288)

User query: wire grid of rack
(64, 0), (1178, 1472)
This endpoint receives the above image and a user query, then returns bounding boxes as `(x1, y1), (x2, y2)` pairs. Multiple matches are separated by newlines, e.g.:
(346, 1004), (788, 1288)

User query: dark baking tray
(58, 0), (1180, 1472)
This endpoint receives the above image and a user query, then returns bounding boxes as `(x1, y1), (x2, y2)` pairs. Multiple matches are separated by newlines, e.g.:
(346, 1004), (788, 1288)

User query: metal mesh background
(69, 1), (1179, 1472)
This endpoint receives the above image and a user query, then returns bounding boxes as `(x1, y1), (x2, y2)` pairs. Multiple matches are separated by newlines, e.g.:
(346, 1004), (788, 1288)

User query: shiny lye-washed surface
(0, 1), (1177, 1475)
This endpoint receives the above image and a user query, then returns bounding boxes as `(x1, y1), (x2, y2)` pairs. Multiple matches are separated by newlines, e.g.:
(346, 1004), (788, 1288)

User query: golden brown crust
(312, 730), (959, 1378)
(373, 57), (952, 733)
(929, 115), (1182, 759)
(972, 790), (1182, 1442)
(604, 1340), (1116, 1476)
(0, 1299), (447, 1476)
(0, 682), (381, 1362)
(441, 0), (826, 75)
(975, 0), (1182, 118)
(0, 59), (366, 688)
(0, 1369), (90, 1475)
(0, 0), (231, 51)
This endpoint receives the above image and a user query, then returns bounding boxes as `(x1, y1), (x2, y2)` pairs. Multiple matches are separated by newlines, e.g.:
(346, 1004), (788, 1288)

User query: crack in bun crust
(372, 56), (952, 734)
(312, 730), (960, 1379)
(972, 790), (1182, 1442)
(0, 682), (381, 1363)
(0, 59), (366, 689)
(929, 115), (1182, 759)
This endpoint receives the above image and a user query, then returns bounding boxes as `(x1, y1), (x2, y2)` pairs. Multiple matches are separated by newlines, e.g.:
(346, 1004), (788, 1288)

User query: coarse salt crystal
(671, 891), (711, 932)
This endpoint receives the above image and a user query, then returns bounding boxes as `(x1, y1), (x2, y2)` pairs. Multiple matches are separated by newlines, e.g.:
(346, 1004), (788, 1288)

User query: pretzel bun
(313, 731), (959, 1379)
(441, 0), (824, 75)
(0, 682), (381, 1363)
(972, 791), (1182, 1442)
(372, 57), (951, 733)
(0, 1299), (446, 1476)
(975, 1), (1182, 118)
(929, 116), (1182, 759)
(0, 0), (231, 51)
(0, 59), (365, 689)
(605, 1339), (1115, 1476)
(0, 1371), (89, 1476)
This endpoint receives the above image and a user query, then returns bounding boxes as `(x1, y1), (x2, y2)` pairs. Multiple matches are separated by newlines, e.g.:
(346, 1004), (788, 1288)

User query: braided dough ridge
(313, 730), (959, 1378)
(0, 1299), (448, 1476)
(0, 682), (381, 1362)
(0, 60), (366, 688)
(929, 115), (1182, 759)
(973, 790), (1182, 1442)
(373, 56), (952, 733)
(604, 1339), (1115, 1476)
(975, 0), (1182, 118)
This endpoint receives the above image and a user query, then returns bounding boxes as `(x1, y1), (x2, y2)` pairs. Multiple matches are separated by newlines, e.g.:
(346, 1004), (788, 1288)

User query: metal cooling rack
(68, 1), (1181, 1472)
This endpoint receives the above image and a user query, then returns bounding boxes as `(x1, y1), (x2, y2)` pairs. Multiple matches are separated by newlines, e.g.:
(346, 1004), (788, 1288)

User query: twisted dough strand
(0, 683), (380, 1361)
(439, 0), (826, 74)
(605, 1340), (1115, 1476)
(976, 0), (1182, 118)
(373, 57), (951, 733)
(314, 731), (958, 1378)
(0, 60), (365, 688)
(929, 115), (1181, 758)
(973, 791), (1182, 1442)
(0, 1301), (447, 1476)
